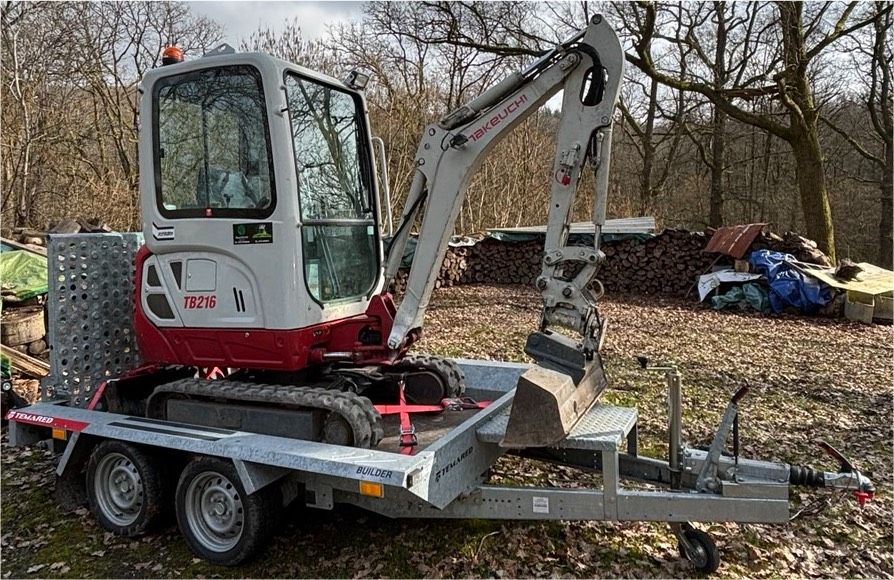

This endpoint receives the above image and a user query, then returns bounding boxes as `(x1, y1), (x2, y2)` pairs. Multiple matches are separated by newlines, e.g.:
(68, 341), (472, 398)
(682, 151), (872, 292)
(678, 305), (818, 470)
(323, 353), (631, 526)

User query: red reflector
(205, 208), (213, 217)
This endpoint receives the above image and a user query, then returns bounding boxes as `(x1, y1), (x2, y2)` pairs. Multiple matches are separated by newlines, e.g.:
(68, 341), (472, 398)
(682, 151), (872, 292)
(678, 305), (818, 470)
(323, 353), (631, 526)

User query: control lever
(695, 382), (749, 493)
(816, 439), (875, 506)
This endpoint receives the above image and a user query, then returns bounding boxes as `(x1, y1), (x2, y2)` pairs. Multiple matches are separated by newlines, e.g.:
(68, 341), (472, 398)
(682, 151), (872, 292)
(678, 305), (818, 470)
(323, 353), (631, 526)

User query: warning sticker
(532, 496), (549, 514)
(233, 222), (273, 245)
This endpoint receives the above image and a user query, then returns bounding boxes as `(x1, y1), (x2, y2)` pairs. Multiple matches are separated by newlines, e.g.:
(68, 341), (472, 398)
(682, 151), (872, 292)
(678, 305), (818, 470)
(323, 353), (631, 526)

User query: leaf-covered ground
(2, 285), (891, 578)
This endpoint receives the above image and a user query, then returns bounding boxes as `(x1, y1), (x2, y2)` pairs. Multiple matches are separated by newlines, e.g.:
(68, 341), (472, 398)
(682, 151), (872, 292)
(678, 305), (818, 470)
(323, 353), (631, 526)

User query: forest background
(2, 1), (891, 266)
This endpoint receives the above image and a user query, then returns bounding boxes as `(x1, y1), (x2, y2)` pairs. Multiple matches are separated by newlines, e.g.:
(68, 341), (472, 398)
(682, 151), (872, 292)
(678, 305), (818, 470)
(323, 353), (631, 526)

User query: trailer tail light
(359, 481), (384, 498)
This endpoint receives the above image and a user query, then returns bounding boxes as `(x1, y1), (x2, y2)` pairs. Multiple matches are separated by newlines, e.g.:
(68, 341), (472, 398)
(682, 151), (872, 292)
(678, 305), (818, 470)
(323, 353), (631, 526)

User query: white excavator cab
(138, 50), (384, 336)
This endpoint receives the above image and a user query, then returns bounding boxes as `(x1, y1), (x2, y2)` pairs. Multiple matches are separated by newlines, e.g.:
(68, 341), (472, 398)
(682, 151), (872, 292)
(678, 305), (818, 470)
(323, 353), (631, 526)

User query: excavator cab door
(282, 73), (381, 306)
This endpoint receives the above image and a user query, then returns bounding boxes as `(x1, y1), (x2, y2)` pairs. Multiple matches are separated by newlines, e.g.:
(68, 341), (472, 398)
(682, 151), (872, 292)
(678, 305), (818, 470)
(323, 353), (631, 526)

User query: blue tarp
(749, 250), (832, 314)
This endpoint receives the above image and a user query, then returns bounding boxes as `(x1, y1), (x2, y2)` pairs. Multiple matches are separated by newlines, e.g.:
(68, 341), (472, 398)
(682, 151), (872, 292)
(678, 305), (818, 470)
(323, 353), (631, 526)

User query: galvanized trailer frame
(10, 358), (791, 523)
(5, 234), (873, 571)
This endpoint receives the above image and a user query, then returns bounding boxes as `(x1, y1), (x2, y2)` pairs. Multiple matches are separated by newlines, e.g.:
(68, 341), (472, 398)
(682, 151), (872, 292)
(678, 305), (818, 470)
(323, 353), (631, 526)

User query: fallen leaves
(1, 285), (891, 578)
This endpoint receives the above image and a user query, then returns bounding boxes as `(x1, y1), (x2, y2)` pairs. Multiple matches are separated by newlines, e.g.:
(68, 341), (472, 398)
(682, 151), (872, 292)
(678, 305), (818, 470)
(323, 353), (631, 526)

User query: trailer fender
(53, 432), (100, 512)
(232, 459), (290, 495)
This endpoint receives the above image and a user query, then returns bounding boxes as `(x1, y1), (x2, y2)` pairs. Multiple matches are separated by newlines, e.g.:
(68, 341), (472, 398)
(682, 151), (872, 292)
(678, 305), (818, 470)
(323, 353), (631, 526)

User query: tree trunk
(639, 77), (658, 215)
(708, 108), (725, 227)
(789, 122), (836, 262)
(708, 1), (728, 228)
(778, 2), (836, 262)
(880, 141), (893, 268)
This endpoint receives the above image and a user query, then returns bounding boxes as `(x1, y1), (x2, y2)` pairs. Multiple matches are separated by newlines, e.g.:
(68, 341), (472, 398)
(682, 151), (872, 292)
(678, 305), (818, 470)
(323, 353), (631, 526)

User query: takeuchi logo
(469, 94), (529, 142)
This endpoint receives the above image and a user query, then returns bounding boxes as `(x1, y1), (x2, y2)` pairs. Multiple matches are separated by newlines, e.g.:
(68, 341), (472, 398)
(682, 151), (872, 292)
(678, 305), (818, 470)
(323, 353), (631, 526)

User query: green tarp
(485, 231), (653, 245)
(710, 283), (771, 313)
(0, 250), (48, 300)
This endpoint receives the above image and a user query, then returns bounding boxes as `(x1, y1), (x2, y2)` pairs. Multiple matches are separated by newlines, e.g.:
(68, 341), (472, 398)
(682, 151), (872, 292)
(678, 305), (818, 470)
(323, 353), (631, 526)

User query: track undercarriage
(134, 355), (466, 449)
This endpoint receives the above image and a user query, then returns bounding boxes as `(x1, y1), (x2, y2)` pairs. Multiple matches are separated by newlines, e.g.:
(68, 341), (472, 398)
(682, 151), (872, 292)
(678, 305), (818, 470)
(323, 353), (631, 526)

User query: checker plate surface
(477, 402), (637, 451)
(42, 233), (144, 406)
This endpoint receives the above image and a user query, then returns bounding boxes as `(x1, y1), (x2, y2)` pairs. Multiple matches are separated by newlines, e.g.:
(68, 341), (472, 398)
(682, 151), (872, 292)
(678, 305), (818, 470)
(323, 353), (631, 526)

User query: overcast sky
(190, 1), (364, 45)
(189, 1), (565, 110)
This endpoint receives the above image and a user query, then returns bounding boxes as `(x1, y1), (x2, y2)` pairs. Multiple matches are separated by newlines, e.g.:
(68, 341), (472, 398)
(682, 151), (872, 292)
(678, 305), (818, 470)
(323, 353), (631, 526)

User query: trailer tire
(678, 526), (720, 574)
(86, 441), (168, 537)
(175, 457), (279, 566)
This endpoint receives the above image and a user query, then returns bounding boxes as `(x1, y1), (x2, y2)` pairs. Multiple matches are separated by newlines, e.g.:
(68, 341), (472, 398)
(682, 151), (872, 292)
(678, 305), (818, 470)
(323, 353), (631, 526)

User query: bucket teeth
(500, 331), (607, 448)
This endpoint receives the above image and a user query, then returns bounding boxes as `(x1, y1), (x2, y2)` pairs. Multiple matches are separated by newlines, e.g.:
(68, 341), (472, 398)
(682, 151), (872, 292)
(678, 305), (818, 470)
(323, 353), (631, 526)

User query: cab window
(285, 73), (378, 304)
(154, 65), (275, 218)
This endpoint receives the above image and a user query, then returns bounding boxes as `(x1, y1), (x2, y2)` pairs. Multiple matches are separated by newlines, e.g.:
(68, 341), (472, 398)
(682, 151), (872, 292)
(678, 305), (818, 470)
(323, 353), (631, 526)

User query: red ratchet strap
(397, 379), (417, 454)
(373, 382), (492, 456)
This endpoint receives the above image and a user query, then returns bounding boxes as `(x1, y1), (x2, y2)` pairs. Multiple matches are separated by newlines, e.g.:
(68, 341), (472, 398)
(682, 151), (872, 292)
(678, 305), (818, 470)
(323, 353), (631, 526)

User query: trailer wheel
(87, 441), (168, 536)
(677, 526), (720, 574)
(175, 457), (279, 566)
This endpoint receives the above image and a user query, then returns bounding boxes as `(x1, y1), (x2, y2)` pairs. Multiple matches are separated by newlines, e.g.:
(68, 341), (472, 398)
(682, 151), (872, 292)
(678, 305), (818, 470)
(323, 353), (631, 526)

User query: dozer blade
(500, 331), (607, 448)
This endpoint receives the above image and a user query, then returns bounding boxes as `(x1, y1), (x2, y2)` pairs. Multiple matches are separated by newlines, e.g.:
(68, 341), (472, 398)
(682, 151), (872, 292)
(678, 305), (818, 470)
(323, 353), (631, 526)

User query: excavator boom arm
(385, 15), (625, 357)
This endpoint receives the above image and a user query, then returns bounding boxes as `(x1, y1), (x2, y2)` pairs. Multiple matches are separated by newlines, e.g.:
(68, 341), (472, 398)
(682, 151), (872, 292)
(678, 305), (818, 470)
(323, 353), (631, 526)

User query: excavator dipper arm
(383, 15), (625, 447)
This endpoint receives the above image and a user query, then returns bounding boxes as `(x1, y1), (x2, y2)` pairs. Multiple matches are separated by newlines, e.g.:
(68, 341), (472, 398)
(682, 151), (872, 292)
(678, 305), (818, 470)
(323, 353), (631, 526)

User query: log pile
(390, 245), (474, 294)
(750, 231), (832, 267)
(461, 239), (543, 285)
(600, 229), (714, 296)
(391, 229), (724, 297)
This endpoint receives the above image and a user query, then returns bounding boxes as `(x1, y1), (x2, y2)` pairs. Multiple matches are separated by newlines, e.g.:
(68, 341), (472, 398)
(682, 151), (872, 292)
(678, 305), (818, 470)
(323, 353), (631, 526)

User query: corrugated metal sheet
(704, 223), (767, 258)
(488, 217), (656, 236)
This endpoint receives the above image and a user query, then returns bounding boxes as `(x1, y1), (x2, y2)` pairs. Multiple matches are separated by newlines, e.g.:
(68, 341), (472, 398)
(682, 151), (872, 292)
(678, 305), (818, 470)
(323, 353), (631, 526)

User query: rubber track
(148, 378), (384, 448)
(396, 354), (466, 398)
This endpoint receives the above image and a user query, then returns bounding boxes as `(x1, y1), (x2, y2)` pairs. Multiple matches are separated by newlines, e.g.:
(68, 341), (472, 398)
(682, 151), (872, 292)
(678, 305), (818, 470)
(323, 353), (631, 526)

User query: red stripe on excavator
(5, 410), (88, 432)
(132, 246), (407, 371)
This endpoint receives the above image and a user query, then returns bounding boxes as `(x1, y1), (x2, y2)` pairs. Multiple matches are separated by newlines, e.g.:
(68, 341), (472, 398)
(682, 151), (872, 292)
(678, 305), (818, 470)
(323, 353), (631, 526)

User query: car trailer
(6, 234), (876, 572)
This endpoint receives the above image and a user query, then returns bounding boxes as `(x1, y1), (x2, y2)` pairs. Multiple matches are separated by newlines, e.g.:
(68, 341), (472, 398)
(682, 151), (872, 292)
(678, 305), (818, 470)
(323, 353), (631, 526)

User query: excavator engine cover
(501, 331), (607, 448)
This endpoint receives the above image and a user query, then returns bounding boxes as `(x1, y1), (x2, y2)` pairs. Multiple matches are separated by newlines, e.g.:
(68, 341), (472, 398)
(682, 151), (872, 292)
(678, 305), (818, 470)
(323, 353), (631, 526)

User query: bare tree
(624, 1), (890, 261)
(618, 72), (688, 215)
(1, 1), (221, 232)
(1, 3), (75, 228)
(822, 4), (893, 267)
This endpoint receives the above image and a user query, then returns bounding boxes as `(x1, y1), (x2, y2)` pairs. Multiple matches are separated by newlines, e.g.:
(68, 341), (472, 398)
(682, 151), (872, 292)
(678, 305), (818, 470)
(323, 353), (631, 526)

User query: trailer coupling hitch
(788, 440), (875, 506)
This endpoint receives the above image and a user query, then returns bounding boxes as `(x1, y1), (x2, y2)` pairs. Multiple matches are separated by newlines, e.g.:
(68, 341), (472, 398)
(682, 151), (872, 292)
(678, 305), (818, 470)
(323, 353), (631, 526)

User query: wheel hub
(185, 471), (245, 552)
(94, 453), (144, 526)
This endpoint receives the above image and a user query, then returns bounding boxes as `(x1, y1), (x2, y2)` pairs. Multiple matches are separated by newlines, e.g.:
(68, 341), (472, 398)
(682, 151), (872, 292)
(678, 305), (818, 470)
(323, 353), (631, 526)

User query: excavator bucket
(501, 331), (607, 448)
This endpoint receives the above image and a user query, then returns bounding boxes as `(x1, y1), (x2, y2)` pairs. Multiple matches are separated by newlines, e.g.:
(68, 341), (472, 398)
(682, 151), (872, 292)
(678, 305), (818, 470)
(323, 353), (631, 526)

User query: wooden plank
(0, 236), (47, 256)
(0, 344), (49, 378)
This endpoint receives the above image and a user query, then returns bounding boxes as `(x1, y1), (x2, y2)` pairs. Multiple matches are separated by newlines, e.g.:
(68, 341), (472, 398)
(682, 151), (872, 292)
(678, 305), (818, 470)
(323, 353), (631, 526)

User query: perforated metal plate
(477, 403), (637, 451)
(42, 233), (144, 406)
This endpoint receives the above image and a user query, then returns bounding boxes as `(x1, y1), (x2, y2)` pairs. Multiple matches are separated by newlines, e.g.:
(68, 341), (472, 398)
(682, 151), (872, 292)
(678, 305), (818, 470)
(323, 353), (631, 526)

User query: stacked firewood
(460, 239), (543, 285)
(391, 230), (719, 297)
(599, 229), (714, 296)
(390, 245), (474, 294)
(387, 227), (830, 298)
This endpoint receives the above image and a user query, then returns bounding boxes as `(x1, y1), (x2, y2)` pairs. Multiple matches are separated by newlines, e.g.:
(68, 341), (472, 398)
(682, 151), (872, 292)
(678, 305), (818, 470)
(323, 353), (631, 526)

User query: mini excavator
(134, 16), (624, 449)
